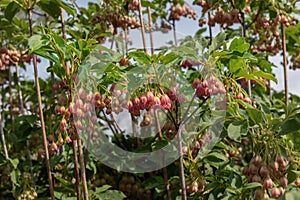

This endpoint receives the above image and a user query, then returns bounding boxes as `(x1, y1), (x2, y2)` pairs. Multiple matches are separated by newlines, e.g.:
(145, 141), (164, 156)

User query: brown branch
(147, 6), (154, 55)
(172, 20), (178, 46)
(61, 6), (89, 198)
(154, 109), (172, 200)
(75, 132), (89, 200)
(8, 66), (13, 131)
(72, 139), (81, 200)
(208, 12), (212, 45)
(0, 104), (9, 164)
(177, 126), (187, 200)
(138, 0), (147, 52)
(28, 8), (55, 200)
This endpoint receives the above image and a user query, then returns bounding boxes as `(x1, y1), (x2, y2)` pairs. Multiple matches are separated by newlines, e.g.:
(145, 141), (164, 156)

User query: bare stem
(8, 66), (14, 131)
(154, 110), (162, 139)
(147, 6), (154, 55)
(131, 114), (139, 147)
(72, 139), (81, 200)
(154, 110), (171, 200)
(173, 20), (178, 46)
(16, 62), (35, 188)
(240, 12), (252, 98)
(124, 28), (129, 56)
(138, 0), (147, 52)
(0, 106), (9, 162)
(60, 7), (70, 75)
(281, 23), (288, 106)
(177, 127), (187, 200)
(208, 12), (212, 44)
(75, 132), (89, 200)
(61, 6), (89, 198)
(14, 64), (25, 113)
(163, 161), (172, 200)
(28, 8), (55, 200)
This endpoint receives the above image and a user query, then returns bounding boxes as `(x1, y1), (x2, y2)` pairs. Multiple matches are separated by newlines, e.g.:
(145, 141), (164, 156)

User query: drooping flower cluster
(192, 76), (226, 98)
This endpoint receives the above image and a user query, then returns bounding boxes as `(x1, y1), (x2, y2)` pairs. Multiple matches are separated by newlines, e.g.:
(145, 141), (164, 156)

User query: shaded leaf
(246, 107), (263, 125)
(4, 1), (20, 22)
(208, 32), (226, 53)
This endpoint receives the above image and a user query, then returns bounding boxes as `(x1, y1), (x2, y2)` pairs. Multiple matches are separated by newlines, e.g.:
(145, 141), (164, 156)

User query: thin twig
(28, 8), (55, 200)
(102, 110), (127, 150)
(182, 97), (208, 125)
(181, 93), (196, 123)
(124, 28), (129, 56)
(72, 0), (81, 13)
(246, 1), (263, 29)
(281, 23), (288, 106)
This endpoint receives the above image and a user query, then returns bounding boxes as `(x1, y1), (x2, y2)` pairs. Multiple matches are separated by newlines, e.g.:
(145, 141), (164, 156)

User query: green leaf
(143, 176), (164, 190)
(174, 46), (198, 59)
(28, 35), (45, 54)
(242, 52), (257, 62)
(129, 51), (152, 64)
(47, 63), (66, 78)
(229, 38), (250, 53)
(229, 173), (242, 189)
(53, 33), (66, 49)
(34, 49), (59, 63)
(4, 1), (20, 22)
(95, 185), (111, 193)
(249, 75), (267, 91)
(243, 182), (262, 189)
(160, 52), (181, 68)
(37, 0), (60, 18)
(246, 107), (262, 124)
(205, 152), (227, 162)
(287, 170), (300, 183)
(227, 122), (242, 142)
(9, 169), (19, 186)
(9, 158), (19, 169)
(151, 140), (168, 151)
(208, 32), (226, 53)
(252, 70), (277, 84)
(257, 58), (273, 72)
(59, 0), (76, 16)
(54, 175), (73, 187)
(97, 190), (126, 200)
(278, 118), (300, 135)
(285, 191), (300, 200)
(229, 58), (246, 73)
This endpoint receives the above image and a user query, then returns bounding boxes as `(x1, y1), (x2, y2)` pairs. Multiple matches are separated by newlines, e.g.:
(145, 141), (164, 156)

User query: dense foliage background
(1, 0), (300, 199)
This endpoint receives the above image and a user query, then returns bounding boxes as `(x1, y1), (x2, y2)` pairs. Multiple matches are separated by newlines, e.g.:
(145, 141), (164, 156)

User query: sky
(23, 0), (300, 96)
